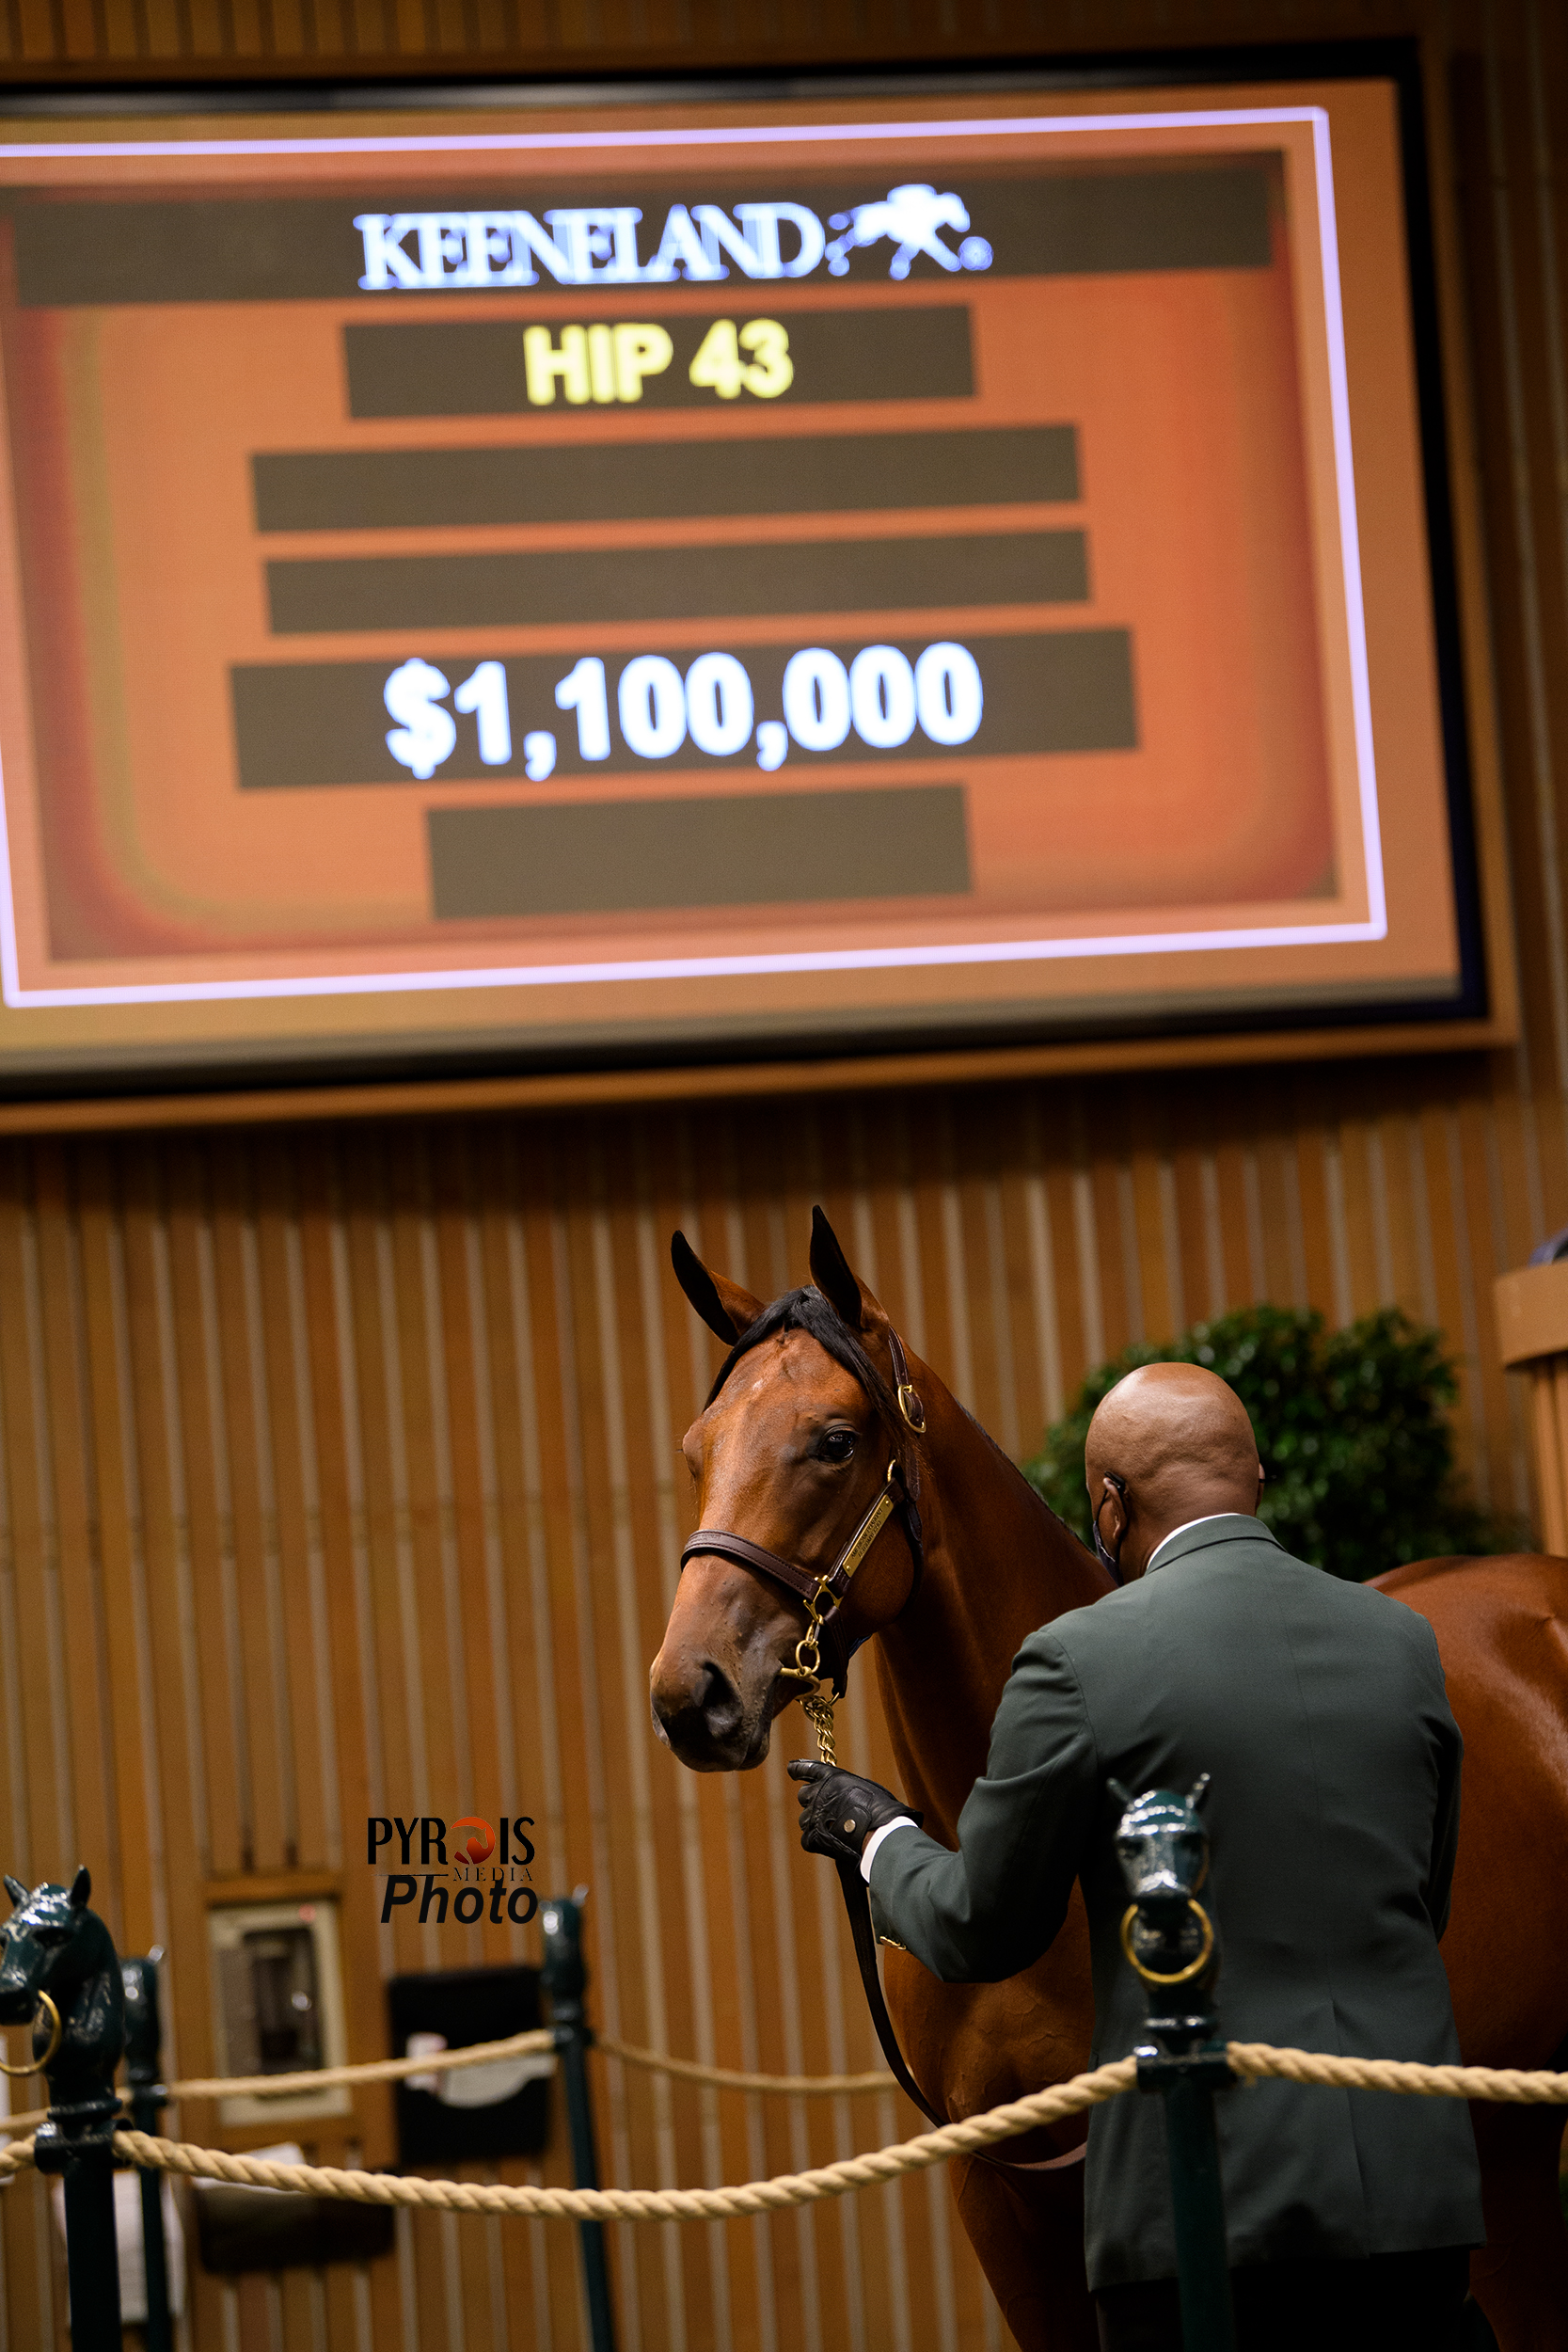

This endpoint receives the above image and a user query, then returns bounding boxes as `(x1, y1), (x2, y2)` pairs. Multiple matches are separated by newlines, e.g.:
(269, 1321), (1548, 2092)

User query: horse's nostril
(651, 1656), (752, 1765)
(694, 1661), (742, 1739)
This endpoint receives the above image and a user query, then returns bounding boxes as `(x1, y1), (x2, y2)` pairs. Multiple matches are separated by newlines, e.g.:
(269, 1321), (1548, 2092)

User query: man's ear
(1089, 1472), (1128, 1546)
(809, 1205), (876, 1331)
(670, 1232), (766, 1342)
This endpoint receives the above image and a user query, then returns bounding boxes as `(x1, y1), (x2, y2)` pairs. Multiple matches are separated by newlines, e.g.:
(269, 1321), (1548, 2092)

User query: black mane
(705, 1287), (901, 1431)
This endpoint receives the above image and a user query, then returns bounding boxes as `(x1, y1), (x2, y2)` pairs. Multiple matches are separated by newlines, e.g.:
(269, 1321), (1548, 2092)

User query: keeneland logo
(355, 185), (994, 294)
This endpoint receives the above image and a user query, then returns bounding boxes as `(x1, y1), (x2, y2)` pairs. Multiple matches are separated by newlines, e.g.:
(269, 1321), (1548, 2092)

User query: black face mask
(1093, 1473), (1128, 1585)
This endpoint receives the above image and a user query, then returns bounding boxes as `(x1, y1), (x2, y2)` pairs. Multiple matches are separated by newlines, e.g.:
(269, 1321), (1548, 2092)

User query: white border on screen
(0, 104), (1387, 1009)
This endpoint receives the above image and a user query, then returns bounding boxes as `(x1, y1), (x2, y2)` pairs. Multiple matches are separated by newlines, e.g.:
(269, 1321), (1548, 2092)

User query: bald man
(792, 1361), (1481, 2352)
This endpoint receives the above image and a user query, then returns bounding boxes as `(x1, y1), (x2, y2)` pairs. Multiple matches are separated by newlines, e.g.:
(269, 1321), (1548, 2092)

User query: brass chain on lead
(800, 1691), (838, 1766)
(784, 1454), (911, 1770)
(783, 1574), (836, 1689)
(788, 1582), (840, 1763)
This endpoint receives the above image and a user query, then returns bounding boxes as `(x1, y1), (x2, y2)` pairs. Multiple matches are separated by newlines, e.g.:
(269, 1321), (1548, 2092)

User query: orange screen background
(0, 78), (1470, 1079)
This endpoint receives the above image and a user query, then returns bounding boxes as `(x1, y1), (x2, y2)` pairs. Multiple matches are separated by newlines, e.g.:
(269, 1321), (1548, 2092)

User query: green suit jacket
(868, 1515), (1483, 2289)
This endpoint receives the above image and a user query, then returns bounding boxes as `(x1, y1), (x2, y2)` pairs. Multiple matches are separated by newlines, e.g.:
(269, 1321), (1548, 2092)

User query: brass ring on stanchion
(0, 1992), (62, 2076)
(1119, 1899), (1214, 1988)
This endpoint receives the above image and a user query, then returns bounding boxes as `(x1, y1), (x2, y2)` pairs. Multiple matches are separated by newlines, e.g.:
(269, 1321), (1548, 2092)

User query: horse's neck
(872, 1374), (1105, 1838)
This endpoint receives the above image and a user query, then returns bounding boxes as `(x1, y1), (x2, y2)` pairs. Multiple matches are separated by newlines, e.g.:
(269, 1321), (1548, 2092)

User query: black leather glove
(787, 1759), (922, 1866)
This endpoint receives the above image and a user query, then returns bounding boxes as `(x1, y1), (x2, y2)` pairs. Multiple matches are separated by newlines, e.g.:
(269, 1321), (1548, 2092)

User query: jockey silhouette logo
(825, 184), (994, 279)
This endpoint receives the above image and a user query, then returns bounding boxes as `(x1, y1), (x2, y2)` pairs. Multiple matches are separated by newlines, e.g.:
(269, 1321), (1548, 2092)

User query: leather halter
(679, 1327), (927, 1698)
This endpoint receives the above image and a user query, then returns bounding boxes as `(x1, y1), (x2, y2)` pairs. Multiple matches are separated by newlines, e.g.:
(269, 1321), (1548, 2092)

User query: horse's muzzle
(650, 1655), (768, 1772)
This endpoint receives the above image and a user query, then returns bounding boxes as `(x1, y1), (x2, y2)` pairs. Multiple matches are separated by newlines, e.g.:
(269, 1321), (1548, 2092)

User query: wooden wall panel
(0, 2), (1561, 2348)
(0, 1055), (1565, 2347)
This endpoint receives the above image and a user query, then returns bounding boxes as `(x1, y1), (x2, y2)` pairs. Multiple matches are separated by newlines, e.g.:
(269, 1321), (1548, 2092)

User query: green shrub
(1022, 1304), (1513, 1581)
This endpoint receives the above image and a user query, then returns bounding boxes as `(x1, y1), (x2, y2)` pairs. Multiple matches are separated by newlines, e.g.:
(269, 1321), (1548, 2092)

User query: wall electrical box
(207, 1899), (352, 2129)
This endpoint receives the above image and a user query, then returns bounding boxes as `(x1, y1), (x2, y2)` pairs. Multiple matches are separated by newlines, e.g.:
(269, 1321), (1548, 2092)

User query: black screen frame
(0, 38), (1493, 1104)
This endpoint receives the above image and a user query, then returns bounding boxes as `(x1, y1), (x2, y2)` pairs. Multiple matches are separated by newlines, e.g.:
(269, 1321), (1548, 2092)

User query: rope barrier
(0, 2029), (894, 2119)
(96, 2044), (1568, 2218)
(594, 2036), (894, 2097)
(9, 2044), (1566, 2223)
(1228, 2043), (1568, 2106)
(109, 2058), (1134, 2219)
(162, 2029), (559, 2103)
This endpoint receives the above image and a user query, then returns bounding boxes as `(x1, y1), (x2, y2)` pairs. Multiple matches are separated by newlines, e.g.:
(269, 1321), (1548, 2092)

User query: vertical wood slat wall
(0, 3), (1561, 2348)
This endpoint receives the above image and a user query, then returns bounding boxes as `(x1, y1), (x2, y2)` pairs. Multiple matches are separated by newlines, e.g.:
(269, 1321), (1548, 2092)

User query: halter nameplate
(832, 1475), (898, 1588)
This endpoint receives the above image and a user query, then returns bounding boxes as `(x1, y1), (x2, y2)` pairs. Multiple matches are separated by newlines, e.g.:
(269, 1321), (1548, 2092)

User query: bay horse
(649, 1209), (1568, 2352)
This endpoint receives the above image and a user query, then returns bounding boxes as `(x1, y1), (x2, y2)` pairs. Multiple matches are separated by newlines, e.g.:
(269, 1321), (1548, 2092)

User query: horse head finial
(1113, 1779), (1219, 1999)
(0, 1868), (125, 2094)
(0, 1871), (126, 2328)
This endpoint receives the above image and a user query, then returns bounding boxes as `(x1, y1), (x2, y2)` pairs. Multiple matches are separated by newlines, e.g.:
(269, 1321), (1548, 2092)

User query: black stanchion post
(122, 1950), (173, 2352)
(540, 1889), (617, 2352)
(0, 1867), (126, 2352)
(1113, 1779), (1237, 2352)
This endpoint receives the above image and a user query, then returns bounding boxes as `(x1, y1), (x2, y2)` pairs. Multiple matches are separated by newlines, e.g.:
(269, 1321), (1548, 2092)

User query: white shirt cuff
(860, 1817), (918, 1883)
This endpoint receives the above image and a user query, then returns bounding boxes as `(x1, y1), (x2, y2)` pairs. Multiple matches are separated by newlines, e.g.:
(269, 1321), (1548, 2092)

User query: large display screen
(0, 65), (1481, 1089)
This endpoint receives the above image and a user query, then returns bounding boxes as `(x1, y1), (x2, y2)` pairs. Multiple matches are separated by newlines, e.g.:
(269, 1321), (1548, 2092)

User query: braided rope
(594, 2036), (894, 2097)
(162, 2028), (559, 2103)
(150, 2030), (891, 2106)
(0, 2034), (893, 2112)
(7, 2047), (1564, 2223)
(111, 2060), (1135, 2220)
(3, 2030), (894, 2123)
(1228, 2044), (1568, 2104)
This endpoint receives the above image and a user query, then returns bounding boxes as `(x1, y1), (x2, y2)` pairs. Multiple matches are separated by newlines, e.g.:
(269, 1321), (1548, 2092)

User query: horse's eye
(819, 1429), (856, 1464)
(31, 1927), (66, 1949)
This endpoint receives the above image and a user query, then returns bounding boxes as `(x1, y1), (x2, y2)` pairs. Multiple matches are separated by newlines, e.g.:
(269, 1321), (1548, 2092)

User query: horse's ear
(670, 1232), (764, 1343)
(3, 1875), (25, 1909)
(809, 1205), (872, 1331)
(68, 1867), (90, 1909)
(1188, 1774), (1212, 1813)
